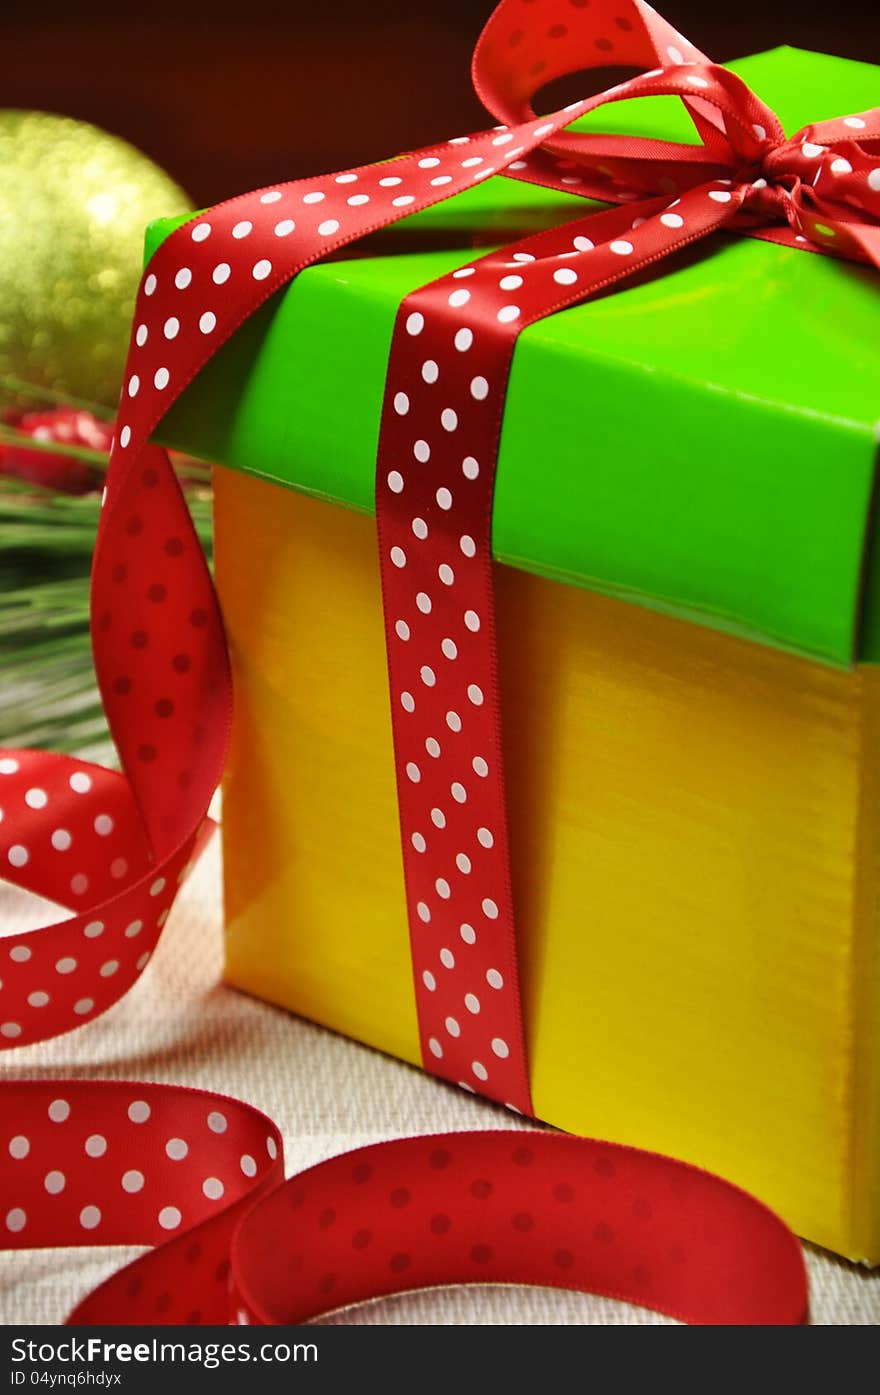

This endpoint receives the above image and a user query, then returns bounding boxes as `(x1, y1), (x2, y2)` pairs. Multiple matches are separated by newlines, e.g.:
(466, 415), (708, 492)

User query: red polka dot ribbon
(2, 0), (876, 1322)
(2, 1083), (806, 1325)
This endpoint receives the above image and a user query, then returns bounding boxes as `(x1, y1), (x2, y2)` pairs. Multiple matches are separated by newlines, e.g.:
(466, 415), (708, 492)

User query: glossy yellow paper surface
(217, 469), (880, 1262)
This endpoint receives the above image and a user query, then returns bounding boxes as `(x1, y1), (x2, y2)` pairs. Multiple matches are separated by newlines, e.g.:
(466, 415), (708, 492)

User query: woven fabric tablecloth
(1, 832), (878, 1326)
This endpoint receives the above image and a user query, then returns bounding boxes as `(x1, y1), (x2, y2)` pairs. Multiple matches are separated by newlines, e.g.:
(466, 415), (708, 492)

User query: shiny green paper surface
(145, 47), (880, 666)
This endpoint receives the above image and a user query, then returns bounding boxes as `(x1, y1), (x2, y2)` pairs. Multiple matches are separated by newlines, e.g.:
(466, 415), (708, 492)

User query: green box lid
(145, 46), (880, 668)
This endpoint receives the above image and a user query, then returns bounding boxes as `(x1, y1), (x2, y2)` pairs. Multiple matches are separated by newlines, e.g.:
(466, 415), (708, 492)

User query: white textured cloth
(1, 836), (878, 1326)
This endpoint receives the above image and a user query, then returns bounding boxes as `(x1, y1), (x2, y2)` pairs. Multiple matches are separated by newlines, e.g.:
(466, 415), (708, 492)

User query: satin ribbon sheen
(3, 0), (878, 1323)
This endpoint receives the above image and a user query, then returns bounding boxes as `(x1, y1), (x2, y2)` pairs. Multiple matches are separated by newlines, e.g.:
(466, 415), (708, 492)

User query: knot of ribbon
(3, 0), (876, 1325)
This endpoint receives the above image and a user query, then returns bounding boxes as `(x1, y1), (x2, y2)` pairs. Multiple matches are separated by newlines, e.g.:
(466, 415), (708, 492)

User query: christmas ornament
(0, 111), (190, 409)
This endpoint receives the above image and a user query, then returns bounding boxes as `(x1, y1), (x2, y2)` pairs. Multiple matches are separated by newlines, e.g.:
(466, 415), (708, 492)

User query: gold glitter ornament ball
(0, 111), (191, 408)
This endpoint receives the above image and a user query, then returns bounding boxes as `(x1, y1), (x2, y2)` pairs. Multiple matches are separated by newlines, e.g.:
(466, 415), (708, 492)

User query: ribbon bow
(3, 0), (876, 1326)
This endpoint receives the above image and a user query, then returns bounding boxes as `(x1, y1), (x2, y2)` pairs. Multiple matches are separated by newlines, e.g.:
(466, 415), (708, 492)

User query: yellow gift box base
(216, 468), (880, 1263)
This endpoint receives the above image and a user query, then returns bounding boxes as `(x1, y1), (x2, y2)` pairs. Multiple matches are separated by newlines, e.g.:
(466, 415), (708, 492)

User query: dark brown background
(4, 1), (879, 206)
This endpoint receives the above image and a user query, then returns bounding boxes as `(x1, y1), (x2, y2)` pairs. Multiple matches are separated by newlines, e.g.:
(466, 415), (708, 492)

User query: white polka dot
(136, 951), (151, 972)
(144, 274), (157, 296)
(482, 898), (499, 919)
(154, 367), (170, 391)
(868, 169), (880, 192)
(48, 1099), (70, 1123)
(212, 262), (231, 284)
(74, 997), (94, 1015)
(460, 923), (476, 944)
(464, 609), (480, 632)
(128, 1100), (150, 1124)
(200, 311), (217, 334)
(401, 692), (416, 714)
(472, 756), (489, 777)
(136, 323), (149, 346)
(553, 267), (579, 285)
(28, 991), (49, 1008)
(166, 1137), (188, 1161)
(261, 190), (282, 203)
(441, 408), (458, 432)
(9, 945), (30, 963)
(252, 259), (273, 280)
(486, 968), (504, 989)
(5, 1209), (26, 1233)
(753, 123), (767, 140)
(661, 212), (684, 228)
(99, 960), (119, 978)
(412, 517), (428, 539)
(1, 1022), (22, 1038)
(844, 116), (866, 129)
(445, 1016), (461, 1037)
(491, 1037), (510, 1059)
(79, 1206), (101, 1230)
(274, 218), (296, 237)
(686, 74), (709, 88)
(44, 1170), (65, 1194)
(163, 316), (179, 340)
(477, 827), (493, 848)
(24, 787), (48, 810)
(446, 711), (462, 732)
(158, 1206), (182, 1230)
(412, 832), (426, 853)
(55, 957), (76, 974)
(388, 471), (405, 495)
(422, 970), (436, 992)
(802, 142), (826, 158)
(465, 993), (480, 1014)
(93, 814), (114, 837)
(430, 808), (447, 832)
(416, 592), (432, 614)
(191, 221), (212, 241)
(406, 762), (421, 783)
(462, 156), (483, 169)
(414, 440), (431, 463)
(70, 873), (89, 896)
(497, 304), (520, 323)
(467, 684), (484, 705)
(393, 392), (410, 416)
(435, 877), (451, 898)
(406, 312), (424, 336)
(128, 374), (140, 398)
(390, 546), (407, 568)
(451, 782), (467, 803)
(830, 157), (853, 175)
(448, 288), (471, 308)
(395, 619), (410, 640)
(0, 758), (18, 775)
(8, 1135), (29, 1159)
(379, 176), (402, 187)
(51, 829), (72, 852)
(303, 191), (325, 205)
(426, 737), (441, 758)
(459, 534), (477, 558)
(207, 1111), (227, 1133)
(318, 219), (341, 238)
(348, 193), (370, 206)
(174, 267), (192, 289)
(438, 565), (455, 586)
(470, 376), (489, 400)
(70, 773), (90, 797)
(455, 328), (473, 352)
(436, 487), (452, 509)
(417, 902), (431, 923)
(150, 877), (166, 897)
(472, 1061), (489, 1082)
(610, 240), (634, 255)
(456, 852), (471, 874)
(420, 666), (436, 687)
(266, 1136), (278, 1161)
(429, 1038), (443, 1058)
(232, 220), (253, 239)
(462, 458), (480, 483)
(441, 638), (457, 659)
(124, 919), (143, 938)
(667, 45), (685, 63)
(421, 360), (439, 385)
(122, 1170), (144, 1193)
(85, 1134), (107, 1158)
(240, 1154), (257, 1178)
(119, 426), (131, 448)
(709, 190), (732, 203)
(203, 1177), (225, 1200)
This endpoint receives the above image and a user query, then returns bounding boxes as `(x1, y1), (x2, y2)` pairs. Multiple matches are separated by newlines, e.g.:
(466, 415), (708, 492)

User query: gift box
(144, 43), (880, 1263)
